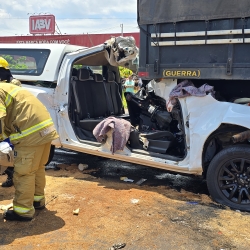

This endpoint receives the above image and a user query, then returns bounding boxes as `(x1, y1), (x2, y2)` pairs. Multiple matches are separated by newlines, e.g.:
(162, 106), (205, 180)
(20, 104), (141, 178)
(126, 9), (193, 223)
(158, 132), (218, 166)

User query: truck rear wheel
(207, 145), (250, 212)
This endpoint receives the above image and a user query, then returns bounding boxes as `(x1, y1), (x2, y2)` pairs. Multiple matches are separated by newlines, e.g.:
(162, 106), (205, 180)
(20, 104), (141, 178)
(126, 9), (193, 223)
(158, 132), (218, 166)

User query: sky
(0, 0), (138, 36)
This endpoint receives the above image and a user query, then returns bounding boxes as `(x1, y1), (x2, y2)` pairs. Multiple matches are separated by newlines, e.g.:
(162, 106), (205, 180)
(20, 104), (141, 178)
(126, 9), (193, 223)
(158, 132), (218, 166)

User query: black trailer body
(137, 0), (250, 80)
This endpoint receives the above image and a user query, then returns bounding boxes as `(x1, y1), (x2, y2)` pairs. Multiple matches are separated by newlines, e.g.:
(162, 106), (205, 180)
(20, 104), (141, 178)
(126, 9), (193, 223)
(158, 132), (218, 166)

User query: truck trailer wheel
(45, 145), (55, 166)
(207, 145), (250, 212)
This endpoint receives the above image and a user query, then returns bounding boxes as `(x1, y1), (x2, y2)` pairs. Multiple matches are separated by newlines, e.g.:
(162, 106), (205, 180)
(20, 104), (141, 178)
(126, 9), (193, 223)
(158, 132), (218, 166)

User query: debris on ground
(45, 164), (60, 171)
(78, 163), (88, 171)
(130, 199), (139, 204)
(65, 164), (78, 171)
(1, 150), (249, 249)
(45, 195), (58, 206)
(135, 178), (147, 185)
(0, 168), (250, 249)
(109, 243), (126, 250)
(57, 163), (70, 170)
(0, 203), (13, 211)
(73, 208), (80, 215)
(186, 201), (199, 205)
(120, 177), (134, 182)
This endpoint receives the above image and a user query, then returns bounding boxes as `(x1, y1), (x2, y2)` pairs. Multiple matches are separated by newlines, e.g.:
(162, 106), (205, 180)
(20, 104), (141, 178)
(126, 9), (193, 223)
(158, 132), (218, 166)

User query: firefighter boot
(33, 201), (45, 210)
(3, 210), (32, 221)
(1, 167), (14, 187)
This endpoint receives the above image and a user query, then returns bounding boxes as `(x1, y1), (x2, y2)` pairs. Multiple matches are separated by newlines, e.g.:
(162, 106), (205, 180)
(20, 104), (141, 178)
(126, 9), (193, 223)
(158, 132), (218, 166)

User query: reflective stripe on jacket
(0, 83), (58, 145)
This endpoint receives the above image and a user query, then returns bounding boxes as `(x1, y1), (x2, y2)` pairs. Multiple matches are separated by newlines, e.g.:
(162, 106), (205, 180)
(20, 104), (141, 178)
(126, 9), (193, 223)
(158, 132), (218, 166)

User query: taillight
(138, 71), (149, 78)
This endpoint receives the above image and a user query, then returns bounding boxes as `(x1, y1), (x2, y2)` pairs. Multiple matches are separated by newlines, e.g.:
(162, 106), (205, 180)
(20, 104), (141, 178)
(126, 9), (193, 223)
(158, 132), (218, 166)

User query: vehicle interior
(68, 51), (187, 161)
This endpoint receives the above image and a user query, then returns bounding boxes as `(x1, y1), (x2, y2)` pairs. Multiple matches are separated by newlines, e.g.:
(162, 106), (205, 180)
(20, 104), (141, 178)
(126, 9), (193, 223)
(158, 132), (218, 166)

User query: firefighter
(0, 58), (59, 221)
(0, 57), (21, 188)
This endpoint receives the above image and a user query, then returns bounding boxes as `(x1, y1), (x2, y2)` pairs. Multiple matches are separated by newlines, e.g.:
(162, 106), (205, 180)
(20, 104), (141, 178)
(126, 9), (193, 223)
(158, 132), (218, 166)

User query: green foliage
(2, 55), (28, 69)
(73, 65), (82, 70)
(119, 66), (133, 78)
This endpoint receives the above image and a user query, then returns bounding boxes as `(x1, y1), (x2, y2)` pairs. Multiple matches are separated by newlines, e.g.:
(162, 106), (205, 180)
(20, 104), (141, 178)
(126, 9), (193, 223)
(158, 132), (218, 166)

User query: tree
(2, 55), (28, 69)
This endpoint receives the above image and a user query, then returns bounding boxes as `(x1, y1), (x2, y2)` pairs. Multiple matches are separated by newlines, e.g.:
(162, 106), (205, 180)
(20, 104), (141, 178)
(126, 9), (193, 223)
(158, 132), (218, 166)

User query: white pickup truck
(1, 38), (250, 212)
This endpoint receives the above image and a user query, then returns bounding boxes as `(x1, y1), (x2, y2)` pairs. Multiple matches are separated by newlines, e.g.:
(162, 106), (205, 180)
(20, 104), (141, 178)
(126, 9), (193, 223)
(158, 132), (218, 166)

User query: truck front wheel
(207, 145), (250, 212)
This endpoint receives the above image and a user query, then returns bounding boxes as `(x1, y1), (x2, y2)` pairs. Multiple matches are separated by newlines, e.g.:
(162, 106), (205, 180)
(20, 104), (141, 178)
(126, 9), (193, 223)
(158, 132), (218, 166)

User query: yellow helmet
(0, 57), (9, 70)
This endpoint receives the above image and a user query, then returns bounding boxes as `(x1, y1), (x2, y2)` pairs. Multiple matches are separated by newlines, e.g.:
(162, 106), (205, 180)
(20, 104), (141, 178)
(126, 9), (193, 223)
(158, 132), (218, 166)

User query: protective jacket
(0, 82), (58, 145)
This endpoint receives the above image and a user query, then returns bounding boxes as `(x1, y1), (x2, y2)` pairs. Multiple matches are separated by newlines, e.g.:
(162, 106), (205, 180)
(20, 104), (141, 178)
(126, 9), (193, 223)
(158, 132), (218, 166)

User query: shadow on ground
(0, 209), (65, 245)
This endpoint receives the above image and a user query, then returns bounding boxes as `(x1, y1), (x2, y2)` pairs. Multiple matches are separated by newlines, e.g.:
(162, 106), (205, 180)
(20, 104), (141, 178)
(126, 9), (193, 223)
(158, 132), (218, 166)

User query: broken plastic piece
(109, 243), (126, 250)
(78, 163), (88, 171)
(186, 201), (199, 205)
(45, 164), (60, 171)
(120, 177), (134, 182)
(130, 199), (139, 204)
(73, 208), (80, 215)
(136, 178), (147, 185)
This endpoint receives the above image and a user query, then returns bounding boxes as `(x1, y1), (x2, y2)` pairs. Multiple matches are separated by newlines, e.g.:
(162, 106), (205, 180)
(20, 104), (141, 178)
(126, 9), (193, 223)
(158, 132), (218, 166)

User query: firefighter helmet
(0, 57), (9, 70)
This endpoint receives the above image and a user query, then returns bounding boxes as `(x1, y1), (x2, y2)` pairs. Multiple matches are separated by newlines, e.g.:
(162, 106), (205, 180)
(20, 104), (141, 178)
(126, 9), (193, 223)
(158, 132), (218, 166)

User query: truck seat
(104, 71), (129, 119)
(72, 68), (95, 119)
(72, 69), (129, 135)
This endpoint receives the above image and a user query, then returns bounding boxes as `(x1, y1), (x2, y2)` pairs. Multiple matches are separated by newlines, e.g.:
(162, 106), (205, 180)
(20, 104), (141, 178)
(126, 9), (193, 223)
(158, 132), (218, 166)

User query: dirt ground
(0, 152), (250, 250)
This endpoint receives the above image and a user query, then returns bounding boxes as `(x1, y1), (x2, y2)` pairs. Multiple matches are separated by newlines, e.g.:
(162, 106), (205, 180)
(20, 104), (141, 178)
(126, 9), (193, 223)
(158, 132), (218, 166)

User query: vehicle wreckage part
(207, 145), (250, 212)
(140, 131), (175, 154)
(232, 130), (250, 143)
(104, 36), (138, 69)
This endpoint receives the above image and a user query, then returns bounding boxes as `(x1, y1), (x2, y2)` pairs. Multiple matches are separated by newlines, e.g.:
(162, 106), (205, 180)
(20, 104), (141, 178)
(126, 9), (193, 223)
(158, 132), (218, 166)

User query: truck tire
(45, 145), (55, 166)
(207, 145), (250, 212)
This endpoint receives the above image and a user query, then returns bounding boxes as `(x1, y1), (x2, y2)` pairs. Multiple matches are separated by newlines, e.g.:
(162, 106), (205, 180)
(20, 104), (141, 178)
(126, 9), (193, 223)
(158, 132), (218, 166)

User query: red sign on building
(29, 15), (55, 34)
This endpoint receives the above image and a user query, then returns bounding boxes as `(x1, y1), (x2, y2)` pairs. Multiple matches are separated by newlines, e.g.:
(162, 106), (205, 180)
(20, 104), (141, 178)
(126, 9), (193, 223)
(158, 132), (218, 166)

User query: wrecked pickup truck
(1, 28), (250, 212)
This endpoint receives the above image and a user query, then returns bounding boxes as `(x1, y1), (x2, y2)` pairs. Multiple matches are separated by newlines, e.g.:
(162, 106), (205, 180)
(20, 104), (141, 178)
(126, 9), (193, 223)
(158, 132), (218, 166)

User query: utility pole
(120, 24), (123, 36)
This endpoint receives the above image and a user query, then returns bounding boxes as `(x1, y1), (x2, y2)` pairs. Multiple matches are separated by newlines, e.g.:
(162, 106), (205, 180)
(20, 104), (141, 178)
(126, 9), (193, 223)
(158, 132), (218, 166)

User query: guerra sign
(29, 15), (55, 34)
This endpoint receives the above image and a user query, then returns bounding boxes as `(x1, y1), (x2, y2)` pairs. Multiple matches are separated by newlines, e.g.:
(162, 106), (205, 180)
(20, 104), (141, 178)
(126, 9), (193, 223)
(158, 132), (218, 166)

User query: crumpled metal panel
(104, 36), (139, 71)
(186, 94), (250, 171)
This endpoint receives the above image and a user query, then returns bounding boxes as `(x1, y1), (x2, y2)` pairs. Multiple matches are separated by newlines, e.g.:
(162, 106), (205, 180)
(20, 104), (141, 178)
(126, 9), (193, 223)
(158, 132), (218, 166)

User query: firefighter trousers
(13, 142), (51, 218)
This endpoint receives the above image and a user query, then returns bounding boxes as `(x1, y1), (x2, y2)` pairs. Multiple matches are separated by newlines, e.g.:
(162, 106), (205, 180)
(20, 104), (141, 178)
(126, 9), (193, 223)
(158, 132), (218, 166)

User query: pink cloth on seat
(169, 80), (214, 105)
(93, 117), (131, 154)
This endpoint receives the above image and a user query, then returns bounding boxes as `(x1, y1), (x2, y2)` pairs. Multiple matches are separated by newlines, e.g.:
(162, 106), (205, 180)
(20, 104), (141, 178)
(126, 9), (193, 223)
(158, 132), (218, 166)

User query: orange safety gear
(0, 57), (9, 70)
(0, 82), (58, 219)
